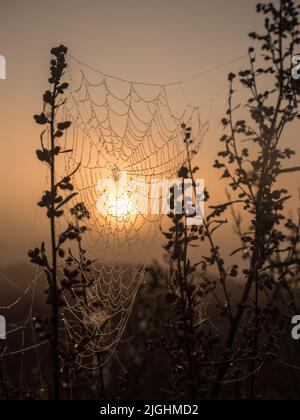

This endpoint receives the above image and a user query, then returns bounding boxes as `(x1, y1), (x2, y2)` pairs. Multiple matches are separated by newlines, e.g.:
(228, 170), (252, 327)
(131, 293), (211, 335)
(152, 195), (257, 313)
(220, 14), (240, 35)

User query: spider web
(55, 56), (205, 369)
(63, 57), (203, 242)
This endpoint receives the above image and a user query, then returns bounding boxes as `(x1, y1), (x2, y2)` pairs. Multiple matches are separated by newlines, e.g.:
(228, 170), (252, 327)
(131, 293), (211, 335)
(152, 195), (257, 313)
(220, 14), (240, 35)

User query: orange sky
(0, 0), (299, 265)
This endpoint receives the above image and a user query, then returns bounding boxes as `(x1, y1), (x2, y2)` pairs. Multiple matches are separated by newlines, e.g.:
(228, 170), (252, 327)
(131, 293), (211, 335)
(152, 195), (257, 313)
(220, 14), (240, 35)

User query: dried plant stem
(49, 79), (60, 401)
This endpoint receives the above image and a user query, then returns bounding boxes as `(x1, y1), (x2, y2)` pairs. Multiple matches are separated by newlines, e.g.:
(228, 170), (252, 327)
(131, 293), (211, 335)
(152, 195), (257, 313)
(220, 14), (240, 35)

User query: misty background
(0, 0), (299, 268)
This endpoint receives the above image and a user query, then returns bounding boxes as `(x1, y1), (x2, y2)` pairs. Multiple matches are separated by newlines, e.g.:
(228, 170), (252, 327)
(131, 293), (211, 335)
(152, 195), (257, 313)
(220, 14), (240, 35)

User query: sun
(96, 170), (141, 221)
(108, 194), (136, 217)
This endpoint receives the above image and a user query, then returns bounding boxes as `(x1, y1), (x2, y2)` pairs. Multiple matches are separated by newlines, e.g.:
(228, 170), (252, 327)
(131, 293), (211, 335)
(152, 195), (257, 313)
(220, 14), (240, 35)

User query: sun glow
(107, 194), (137, 218)
(96, 170), (142, 221)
